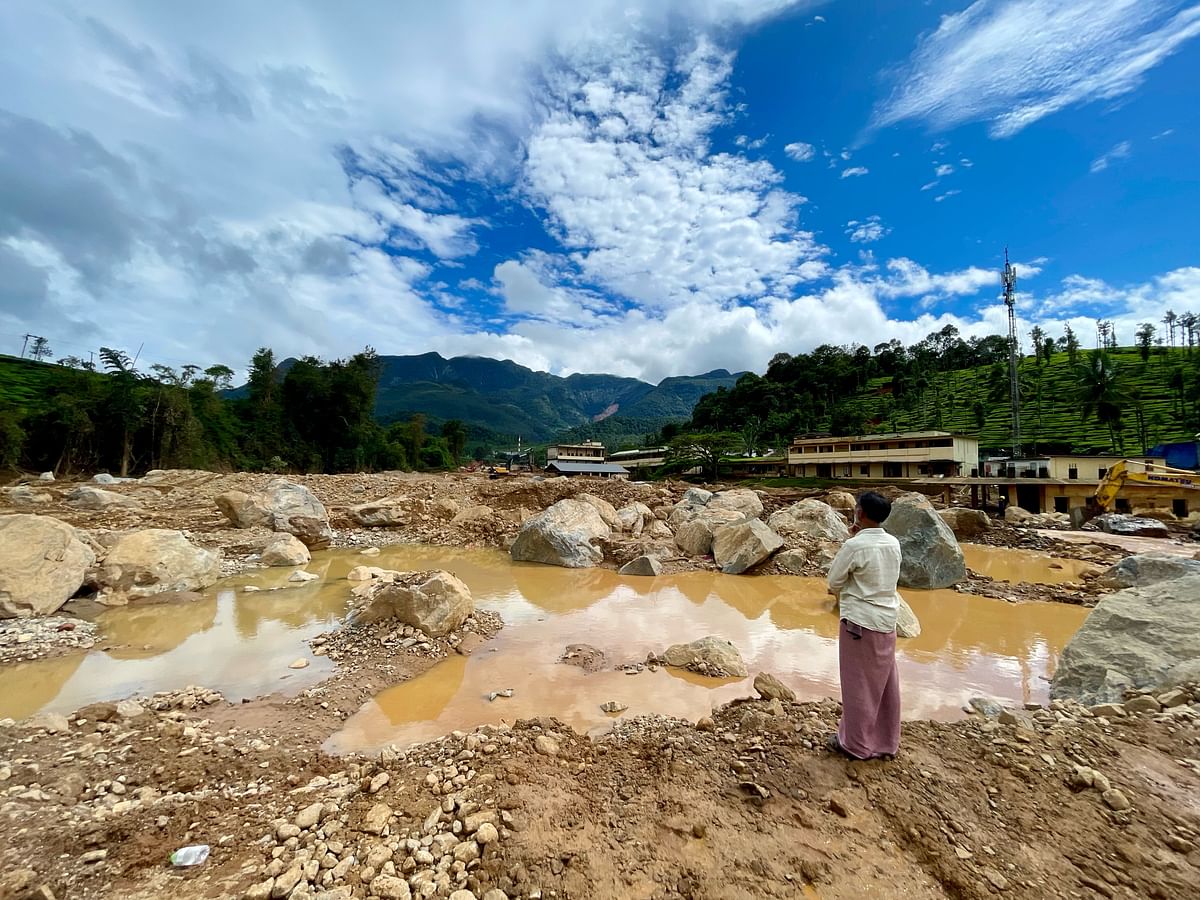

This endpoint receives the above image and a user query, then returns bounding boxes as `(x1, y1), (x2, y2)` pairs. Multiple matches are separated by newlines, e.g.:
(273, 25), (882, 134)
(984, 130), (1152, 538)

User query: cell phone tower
(1002, 249), (1021, 456)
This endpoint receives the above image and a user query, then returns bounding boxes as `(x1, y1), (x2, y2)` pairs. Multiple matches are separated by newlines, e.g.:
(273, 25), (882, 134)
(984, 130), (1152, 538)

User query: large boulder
(510, 499), (610, 568)
(348, 498), (408, 528)
(767, 499), (850, 541)
(707, 489), (764, 520)
(711, 519), (784, 574)
(0, 514), (95, 618)
(1091, 513), (1170, 538)
(4, 485), (52, 506)
(662, 636), (748, 677)
(260, 534), (311, 567)
(882, 493), (966, 589)
(1095, 553), (1200, 590)
(682, 487), (713, 506)
(66, 486), (141, 510)
(1004, 505), (1034, 524)
(825, 491), (856, 511)
(674, 507), (744, 557)
(938, 507), (991, 540)
(577, 494), (621, 530)
(216, 479), (332, 548)
(92, 529), (221, 602)
(1051, 575), (1200, 705)
(348, 570), (474, 637)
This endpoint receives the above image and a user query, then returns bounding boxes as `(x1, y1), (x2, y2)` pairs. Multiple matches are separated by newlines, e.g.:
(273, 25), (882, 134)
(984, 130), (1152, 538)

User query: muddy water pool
(0, 544), (1089, 749)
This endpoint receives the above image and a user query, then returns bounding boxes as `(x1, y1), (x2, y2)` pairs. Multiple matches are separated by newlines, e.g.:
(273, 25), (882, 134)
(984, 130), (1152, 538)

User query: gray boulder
(1092, 513), (1170, 538)
(619, 555), (663, 577)
(349, 498), (408, 527)
(93, 529), (221, 603)
(682, 487), (713, 506)
(510, 499), (610, 568)
(767, 499), (849, 541)
(1051, 574), (1200, 705)
(261, 534), (312, 567)
(216, 479), (332, 548)
(349, 570), (474, 637)
(662, 636), (747, 677)
(775, 548), (808, 575)
(707, 489), (764, 520)
(673, 507), (744, 557)
(1095, 553), (1200, 590)
(0, 514), (95, 617)
(5, 485), (52, 505)
(92, 473), (117, 485)
(66, 486), (141, 510)
(711, 519), (784, 574)
(938, 507), (991, 540)
(38, 472), (55, 482)
(1004, 505), (1035, 524)
(882, 493), (966, 589)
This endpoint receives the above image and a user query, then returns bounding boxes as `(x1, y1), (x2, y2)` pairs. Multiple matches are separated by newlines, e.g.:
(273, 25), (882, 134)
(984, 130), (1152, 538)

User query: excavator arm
(1090, 459), (1200, 513)
(1091, 460), (1128, 512)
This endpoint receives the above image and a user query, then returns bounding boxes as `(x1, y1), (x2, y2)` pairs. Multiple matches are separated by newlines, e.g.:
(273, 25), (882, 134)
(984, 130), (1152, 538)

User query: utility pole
(1002, 248), (1021, 457)
(20, 334), (31, 358)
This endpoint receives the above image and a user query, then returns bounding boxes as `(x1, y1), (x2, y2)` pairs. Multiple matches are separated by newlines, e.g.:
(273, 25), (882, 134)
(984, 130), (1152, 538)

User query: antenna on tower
(1002, 248), (1021, 457)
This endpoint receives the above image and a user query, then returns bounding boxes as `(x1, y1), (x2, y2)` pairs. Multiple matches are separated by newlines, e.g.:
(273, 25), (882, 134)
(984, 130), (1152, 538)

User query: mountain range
(346, 353), (742, 441)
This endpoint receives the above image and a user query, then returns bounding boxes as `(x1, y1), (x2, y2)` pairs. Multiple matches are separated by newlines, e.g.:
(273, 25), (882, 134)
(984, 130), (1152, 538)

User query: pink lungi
(837, 618), (901, 759)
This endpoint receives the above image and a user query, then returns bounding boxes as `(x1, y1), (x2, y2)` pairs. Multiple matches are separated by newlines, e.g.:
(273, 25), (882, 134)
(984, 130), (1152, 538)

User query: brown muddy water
(0, 545), (1089, 752)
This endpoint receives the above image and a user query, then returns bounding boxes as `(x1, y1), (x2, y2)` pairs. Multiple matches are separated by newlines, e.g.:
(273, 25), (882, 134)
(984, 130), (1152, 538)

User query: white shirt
(826, 527), (901, 633)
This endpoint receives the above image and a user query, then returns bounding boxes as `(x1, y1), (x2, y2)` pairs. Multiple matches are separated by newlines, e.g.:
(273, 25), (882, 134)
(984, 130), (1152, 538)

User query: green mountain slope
(357, 354), (741, 441)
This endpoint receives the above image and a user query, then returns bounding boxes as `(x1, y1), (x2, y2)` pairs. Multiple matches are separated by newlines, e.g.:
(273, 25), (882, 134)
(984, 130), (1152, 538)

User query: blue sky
(1, 0), (1198, 382)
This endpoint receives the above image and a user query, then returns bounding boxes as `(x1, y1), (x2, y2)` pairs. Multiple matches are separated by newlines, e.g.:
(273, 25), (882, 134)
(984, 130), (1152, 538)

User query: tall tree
(1135, 323), (1156, 363)
(1075, 351), (1125, 452)
(666, 432), (740, 482)
(440, 420), (468, 464)
(1163, 309), (1178, 348)
(1063, 323), (1080, 365)
(98, 347), (145, 477)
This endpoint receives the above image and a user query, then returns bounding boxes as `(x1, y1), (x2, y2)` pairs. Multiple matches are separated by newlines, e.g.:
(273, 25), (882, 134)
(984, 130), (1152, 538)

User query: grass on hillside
(844, 347), (1195, 453)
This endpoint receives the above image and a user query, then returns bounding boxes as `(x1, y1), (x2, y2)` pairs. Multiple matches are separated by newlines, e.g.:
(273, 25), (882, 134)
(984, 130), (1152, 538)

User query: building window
(883, 462), (902, 478)
(1054, 496), (1070, 513)
(842, 465), (852, 477)
(918, 464), (929, 475)
(1173, 499), (1189, 517)
(1068, 466), (1078, 480)
(1098, 468), (1108, 479)
(859, 464), (869, 475)
(1115, 498), (1130, 512)
(819, 445), (833, 453)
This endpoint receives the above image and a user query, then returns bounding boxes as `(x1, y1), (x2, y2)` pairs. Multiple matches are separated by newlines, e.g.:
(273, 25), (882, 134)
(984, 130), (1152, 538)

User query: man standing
(825, 491), (902, 760)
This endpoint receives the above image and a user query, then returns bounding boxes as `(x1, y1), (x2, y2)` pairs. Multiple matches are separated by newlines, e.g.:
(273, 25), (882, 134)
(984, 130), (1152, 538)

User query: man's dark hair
(857, 491), (892, 524)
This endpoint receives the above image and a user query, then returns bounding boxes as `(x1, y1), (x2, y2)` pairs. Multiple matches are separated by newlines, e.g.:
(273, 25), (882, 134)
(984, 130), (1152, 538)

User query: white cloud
(935, 163), (955, 177)
(875, 1), (1200, 138)
(841, 166), (869, 178)
(934, 189), (962, 202)
(846, 215), (890, 243)
(920, 180), (938, 191)
(960, 157), (974, 167)
(1089, 139), (1132, 173)
(1152, 128), (1175, 140)
(784, 141), (815, 161)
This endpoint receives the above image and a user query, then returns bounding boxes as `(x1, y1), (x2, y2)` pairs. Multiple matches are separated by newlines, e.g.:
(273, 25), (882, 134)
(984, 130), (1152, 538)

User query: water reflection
(961, 544), (1096, 584)
(328, 559), (1089, 753)
(0, 545), (1090, 747)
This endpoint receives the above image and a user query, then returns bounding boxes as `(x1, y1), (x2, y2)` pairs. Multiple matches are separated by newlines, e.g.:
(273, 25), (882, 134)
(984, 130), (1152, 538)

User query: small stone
(81, 849), (108, 864)
(696, 717), (715, 732)
(1090, 771), (1112, 793)
(482, 892), (509, 900)
(289, 658), (310, 669)
(370, 874), (411, 900)
(753, 672), (795, 702)
(827, 792), (852, 818)
(475, 822), (499, 846)
(361, 802), (392, 836)
(599, 701), (628, 715)
(276, 823), (302, 841)
(1165, 834), (1196, 853)
(534, 735), (559, 757)
(453, 841), (481, 864)
(1123, 695), (1161, 714)
(244, 878), (275, 900)
(270, 864), (303, 898)
(369, 772), (390, 794)
(954, 846), (973, 860)
(1102, 788), (1131, 811)
(295, 802), (324, 830)
(449, 891), (477, 900)
(982, 868), (1008, 891)
(1089, 703), (1126, 718)
(1157, 689), (1189, 708)
(288, 570), (319, 583)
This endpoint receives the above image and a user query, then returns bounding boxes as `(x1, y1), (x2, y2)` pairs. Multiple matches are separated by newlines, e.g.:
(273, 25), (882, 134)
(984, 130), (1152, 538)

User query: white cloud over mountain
(0, 0), (1195, 385)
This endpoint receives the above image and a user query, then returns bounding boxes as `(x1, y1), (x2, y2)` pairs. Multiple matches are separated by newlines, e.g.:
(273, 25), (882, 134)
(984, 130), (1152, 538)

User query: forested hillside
(689, 324), (1200, 456)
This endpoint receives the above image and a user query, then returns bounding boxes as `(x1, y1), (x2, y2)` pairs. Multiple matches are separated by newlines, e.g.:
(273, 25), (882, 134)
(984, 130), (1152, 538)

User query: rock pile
(217, 478), (334, 548)
(349, 570), (475, 637)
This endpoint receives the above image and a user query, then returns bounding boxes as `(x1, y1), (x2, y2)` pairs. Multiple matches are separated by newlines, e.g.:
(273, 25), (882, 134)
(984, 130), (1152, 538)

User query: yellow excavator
(1086, 459), (1200, 518)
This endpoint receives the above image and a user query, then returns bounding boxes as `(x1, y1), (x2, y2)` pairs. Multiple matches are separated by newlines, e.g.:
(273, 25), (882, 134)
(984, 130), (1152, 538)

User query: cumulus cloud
(874, 0), (1200, 138)
(1090, 139), (1133, 173)
(935, 163), (955, 177)
(784, 141), (815, 161)
(934, 190), (962, 202)
(845, 215), (890, 243)
(841, 166), (869, 178)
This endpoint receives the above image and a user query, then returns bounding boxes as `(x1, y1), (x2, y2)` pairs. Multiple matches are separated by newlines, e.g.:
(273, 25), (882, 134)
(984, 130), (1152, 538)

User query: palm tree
(1164, 310), (1177, 348)
(1075, 351), (1125, 452)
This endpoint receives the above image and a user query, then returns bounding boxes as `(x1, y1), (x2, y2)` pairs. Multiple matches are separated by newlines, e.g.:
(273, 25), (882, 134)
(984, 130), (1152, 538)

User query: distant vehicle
(1081, 459), (1200, 522)
(487, 466), (510, 479)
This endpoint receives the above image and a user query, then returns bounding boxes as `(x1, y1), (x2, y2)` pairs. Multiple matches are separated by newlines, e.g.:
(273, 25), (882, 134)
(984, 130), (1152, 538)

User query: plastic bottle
(169, 845), (210, 867)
